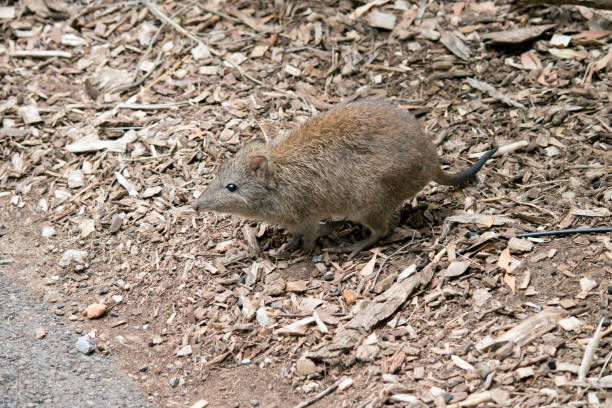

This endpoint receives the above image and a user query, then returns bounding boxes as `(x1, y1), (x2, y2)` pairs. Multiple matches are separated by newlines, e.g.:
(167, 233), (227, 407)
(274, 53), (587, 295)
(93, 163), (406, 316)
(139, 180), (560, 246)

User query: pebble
(169, 377), (180, 388)
(240, 358), (251, 365)
(190, 401), (209, 408)
(312, 254), (324, 262)
(58, 249), (88, 268)
(323, 272), (334, 281)
(176, 345), (192, 357)
(35, 327), (46, 339)
(264, 357), (272, 365)
(302, 382), (317, 393)
(296, 357), (317, 376)
(508, 237), (533, 252)
(97, 289), (108, 295)
(256, 308), (272, 327)
(41, 226), (56, 238)
(75, 335), (96, 354)
(112, 295), (123, 303)
(249, 400), (259, 407)
(85, 303), (107, 319)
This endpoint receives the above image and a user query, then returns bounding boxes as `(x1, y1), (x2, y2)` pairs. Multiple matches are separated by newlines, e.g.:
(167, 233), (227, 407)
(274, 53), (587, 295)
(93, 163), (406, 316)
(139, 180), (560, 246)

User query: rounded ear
(248, 155), (269, 178)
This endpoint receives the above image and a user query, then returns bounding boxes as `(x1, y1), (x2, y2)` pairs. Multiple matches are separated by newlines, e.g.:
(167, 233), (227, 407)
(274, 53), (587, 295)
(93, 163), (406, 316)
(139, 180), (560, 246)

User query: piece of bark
(520, 0), (612, 10)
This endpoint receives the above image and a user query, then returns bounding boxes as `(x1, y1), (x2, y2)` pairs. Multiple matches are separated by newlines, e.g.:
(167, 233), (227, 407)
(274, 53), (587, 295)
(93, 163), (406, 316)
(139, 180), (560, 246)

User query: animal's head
(192, 141), (275, 219)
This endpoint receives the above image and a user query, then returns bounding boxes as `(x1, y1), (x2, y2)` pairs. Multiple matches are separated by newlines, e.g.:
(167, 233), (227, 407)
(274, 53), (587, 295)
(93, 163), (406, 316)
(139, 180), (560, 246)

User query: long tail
(433, 146), (498, 186)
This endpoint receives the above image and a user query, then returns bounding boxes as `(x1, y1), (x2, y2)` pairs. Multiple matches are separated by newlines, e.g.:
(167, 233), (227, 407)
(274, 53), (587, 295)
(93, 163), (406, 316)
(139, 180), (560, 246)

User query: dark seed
(547, 358), (556, 370)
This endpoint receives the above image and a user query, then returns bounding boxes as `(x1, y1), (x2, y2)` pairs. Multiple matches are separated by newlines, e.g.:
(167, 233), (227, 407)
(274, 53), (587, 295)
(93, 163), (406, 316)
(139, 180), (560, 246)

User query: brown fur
(192, 99), (497, 258)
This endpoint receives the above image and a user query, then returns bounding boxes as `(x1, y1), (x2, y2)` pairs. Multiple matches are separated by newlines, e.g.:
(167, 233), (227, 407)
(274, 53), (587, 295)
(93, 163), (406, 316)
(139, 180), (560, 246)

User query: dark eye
(226, 183), (238, 192)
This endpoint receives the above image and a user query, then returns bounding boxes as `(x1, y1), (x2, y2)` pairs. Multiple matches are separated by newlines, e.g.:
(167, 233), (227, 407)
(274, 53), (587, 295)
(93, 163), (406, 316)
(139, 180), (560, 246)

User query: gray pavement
(0, 273), (153, 408)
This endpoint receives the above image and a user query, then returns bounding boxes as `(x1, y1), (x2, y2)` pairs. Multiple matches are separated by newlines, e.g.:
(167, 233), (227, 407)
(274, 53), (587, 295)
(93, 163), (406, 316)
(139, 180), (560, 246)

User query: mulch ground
(1, 1), (611, 407)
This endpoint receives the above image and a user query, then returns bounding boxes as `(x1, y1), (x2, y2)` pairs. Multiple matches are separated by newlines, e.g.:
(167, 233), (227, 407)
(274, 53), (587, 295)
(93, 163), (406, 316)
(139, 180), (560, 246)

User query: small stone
(311, 254), (324, 262)
(176, 345), (192, 357)
(264, 357), (271, 365)
(58, 249), (88, 268)
(323, 272), (334, 281)
(139, 366), (148, 372)
(35, 327), (46, 339)
(508, 237), (533, 252)
(190, 400), (209, 408)
(302, 382), (317, 393)
(85, 303), (107, 319)
(342, 289), (357, 306)
(250, 400), (259, 407)
(169, 377), (180, 388)
(255, 309), (274, 331)
(41, 226), (56, 238)
(241, 358), (251, 365)
(75, 335), (96, 354)
(112, 295), (123, 303)
(559, 316), (583, 331)
(191, 43), (210, 60)
(547, 358), (556, 370)
(579, 277), (597, 293)
(296, 357), (317, 376)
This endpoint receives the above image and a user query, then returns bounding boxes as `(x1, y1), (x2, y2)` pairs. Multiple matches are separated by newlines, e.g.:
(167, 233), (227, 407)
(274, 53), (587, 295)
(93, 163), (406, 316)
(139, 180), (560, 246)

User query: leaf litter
(0, 1), (611, 407)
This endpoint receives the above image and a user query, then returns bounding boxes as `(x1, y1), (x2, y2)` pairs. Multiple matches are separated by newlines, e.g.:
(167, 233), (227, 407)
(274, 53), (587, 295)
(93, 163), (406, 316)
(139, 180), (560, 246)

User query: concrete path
(0, 273), (153, 408)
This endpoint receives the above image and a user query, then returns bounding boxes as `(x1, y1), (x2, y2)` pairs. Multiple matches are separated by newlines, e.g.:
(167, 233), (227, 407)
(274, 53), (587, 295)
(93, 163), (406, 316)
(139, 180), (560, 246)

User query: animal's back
(266, 100), (440, 222)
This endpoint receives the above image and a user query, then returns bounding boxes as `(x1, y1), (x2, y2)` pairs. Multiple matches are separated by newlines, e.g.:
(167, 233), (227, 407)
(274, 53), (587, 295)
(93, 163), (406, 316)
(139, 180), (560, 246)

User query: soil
(1, 1), (611, 408)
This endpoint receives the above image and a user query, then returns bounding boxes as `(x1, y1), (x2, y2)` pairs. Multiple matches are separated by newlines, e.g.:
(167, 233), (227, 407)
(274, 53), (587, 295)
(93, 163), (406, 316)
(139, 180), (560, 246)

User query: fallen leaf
(521, 50), (542, 70)
(482, 24), (555, 45)
(360, 249), (378, 277)
(498, 248), (512, 274)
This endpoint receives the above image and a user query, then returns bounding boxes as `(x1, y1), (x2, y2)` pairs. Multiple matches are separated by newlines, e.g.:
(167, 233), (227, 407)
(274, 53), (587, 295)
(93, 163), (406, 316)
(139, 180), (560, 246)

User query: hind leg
(325, 212), (392, 259)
